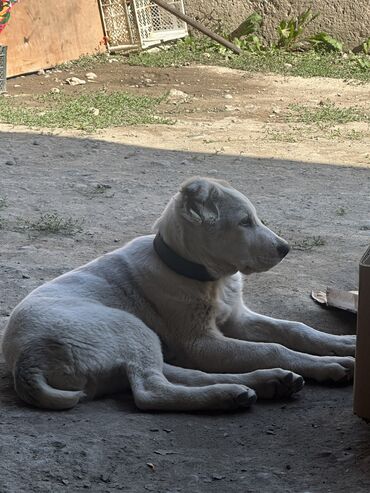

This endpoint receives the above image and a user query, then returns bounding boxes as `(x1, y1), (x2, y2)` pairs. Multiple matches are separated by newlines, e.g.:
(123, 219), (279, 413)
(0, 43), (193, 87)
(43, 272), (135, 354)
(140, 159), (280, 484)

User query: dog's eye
(239, 216), (252, 227)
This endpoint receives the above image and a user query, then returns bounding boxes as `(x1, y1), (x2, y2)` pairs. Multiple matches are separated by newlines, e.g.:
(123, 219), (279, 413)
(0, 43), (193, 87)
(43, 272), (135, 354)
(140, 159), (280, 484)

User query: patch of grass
(263, 128), (299, 143)
(264, 125), (367, 143)
(19, 213), (84, 235)
(288, 102), (370, 125)
(292, 236), (326, 251)
(127, 39), (370, 82)
(0, 91), (170, 131)
(0, 196), (8, 209)
(80, 183), (115, 199)
(58, 53), (111, 70)
(327, 128), (366, 140)
(335, 207), (346, 216)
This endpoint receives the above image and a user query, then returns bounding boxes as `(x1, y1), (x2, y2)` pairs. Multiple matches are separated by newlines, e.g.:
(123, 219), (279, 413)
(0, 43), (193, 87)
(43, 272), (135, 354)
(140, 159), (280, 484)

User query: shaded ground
(0, 64), (370, 492)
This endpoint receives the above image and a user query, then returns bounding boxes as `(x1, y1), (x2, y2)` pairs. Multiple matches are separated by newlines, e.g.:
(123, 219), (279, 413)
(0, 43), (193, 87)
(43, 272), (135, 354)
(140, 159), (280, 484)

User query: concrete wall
(183, 0), (370, 50)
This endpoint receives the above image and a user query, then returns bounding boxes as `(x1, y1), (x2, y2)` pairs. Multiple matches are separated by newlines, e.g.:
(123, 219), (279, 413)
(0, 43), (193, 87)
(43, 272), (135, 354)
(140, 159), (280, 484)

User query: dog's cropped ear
(180, 178), (220, 224)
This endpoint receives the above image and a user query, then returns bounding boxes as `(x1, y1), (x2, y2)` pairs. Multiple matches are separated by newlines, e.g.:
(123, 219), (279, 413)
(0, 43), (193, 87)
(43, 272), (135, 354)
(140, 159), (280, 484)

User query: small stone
(224, 93), (233, 99)
(284, 63), (293, 68)
(86, 72), (97, 80)
(146, 47), (160, 53)
(225, 105), (240, 112)
(272, 107), (281, 114)
(204, 52), (211, 58)
(37, 69), (45, 75)
(5, 160), (15, 166)
(32, 140), (40, 145)
(168, 88), (188, 99)
(212, 474), (225, 480)
(99, 474), (110, 483)
(22, 274), (30, 279)
(51, 87), (60, 94)
(89, 107), (100, 116)
(66, 77), (86, 86)
(14, 84), (21, 88)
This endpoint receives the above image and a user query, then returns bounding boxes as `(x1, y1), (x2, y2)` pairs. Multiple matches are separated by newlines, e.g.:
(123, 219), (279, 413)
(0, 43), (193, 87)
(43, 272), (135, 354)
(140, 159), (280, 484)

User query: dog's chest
(214, 275), (242, 325)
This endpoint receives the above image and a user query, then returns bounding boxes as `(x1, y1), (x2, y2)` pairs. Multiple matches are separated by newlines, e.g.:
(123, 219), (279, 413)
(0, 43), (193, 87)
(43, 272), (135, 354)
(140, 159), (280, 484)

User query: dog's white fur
(2, 177), (355, 411)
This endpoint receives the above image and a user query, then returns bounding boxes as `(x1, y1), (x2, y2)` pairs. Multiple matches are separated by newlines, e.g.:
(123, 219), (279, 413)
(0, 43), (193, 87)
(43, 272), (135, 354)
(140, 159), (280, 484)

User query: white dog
(2, 177), (355, 411)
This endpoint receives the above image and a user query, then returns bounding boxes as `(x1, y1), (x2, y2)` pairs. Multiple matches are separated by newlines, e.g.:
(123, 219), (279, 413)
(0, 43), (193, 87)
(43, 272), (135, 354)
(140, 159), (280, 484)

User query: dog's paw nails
(283, 372), (294, 385)
(235, 389), (257, 407)
(292, 375), (305, 393)
(282, 372), (304, 395)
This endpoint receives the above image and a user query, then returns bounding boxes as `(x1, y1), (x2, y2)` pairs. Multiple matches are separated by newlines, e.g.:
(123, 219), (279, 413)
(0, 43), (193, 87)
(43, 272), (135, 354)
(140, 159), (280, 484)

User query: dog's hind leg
(163, 364), (304, 399)
(127, 365), (257, 412)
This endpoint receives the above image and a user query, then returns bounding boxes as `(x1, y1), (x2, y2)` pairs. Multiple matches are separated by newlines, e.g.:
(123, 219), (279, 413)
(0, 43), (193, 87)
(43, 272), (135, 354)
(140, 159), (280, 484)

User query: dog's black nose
(277, 242), (290, 259)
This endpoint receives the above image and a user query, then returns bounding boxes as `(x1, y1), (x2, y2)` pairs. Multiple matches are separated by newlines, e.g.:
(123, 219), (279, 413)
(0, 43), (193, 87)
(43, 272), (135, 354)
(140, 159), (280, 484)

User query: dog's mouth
(240, 256), (282, 275)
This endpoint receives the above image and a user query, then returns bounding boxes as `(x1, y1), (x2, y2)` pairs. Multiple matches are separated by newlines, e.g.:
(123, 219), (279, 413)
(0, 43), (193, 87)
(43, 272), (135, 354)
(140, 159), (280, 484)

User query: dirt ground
(1, 63), (370, 492)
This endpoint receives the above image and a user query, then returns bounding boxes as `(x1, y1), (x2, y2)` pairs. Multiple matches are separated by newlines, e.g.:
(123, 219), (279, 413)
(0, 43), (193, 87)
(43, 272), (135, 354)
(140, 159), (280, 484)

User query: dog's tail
(14, 355), (85, 410)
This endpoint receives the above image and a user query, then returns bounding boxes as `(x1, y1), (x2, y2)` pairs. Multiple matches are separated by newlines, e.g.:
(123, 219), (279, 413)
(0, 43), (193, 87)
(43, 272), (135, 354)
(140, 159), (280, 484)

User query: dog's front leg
(186, 333), (353, 383)
(220, 304), (355, 357)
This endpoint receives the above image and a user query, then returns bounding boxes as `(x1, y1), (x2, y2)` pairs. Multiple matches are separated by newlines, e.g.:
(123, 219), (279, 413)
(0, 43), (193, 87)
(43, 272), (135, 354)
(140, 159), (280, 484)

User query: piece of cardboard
(311, 288), (358, 314)
(326, 287), (358, 314)
(353, 245), (370, 420)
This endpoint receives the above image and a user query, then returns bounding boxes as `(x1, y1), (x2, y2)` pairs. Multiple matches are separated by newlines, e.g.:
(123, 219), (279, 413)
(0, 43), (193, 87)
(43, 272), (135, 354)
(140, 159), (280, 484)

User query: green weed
(0, 196), (7, 209)
(309, 32), (343, 52)
(288, 102), (370, 125)
(19, 212), (84, 235)
(292, 236), (326, 251)
(276, 8), (319, 49)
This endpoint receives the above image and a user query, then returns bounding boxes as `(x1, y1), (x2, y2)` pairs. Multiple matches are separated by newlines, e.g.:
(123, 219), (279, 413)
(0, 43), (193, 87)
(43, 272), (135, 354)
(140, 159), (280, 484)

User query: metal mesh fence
(0, 45), (7, 93)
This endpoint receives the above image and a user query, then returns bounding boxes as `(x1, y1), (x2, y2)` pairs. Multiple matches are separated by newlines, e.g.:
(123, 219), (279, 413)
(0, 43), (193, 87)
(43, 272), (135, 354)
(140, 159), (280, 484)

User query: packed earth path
(0, 63), (370, 492)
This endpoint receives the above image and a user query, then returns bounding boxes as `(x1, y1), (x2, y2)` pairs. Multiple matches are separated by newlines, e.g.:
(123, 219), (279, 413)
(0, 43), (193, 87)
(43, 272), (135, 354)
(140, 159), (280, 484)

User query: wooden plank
(1, 0), (106, 77)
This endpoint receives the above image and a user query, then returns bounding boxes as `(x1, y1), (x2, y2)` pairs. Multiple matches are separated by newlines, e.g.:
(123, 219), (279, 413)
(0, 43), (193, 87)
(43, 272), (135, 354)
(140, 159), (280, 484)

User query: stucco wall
(183, 0), (369, 50)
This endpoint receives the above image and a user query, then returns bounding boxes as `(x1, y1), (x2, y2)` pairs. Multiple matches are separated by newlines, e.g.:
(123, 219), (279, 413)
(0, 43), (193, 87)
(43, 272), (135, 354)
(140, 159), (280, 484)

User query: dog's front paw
(327, 335), (356, 357)
(313, 356), (354, 383)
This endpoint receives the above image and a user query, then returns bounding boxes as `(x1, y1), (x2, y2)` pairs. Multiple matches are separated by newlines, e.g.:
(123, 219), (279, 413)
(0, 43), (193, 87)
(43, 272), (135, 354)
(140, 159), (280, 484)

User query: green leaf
(309, 32), (343, 52)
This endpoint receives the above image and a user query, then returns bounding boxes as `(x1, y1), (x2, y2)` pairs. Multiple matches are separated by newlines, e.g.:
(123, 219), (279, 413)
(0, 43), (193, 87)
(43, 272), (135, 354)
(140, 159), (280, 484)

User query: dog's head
(157, 177), (290, 278)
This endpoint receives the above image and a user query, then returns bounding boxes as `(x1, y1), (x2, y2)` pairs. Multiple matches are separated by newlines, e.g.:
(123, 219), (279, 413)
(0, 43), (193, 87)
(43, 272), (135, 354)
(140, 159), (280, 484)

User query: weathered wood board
(1, 1), (106, 77)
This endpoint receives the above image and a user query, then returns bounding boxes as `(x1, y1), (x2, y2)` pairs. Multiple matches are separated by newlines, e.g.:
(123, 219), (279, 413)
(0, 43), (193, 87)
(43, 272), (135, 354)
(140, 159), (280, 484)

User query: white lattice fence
(98, 0), (187, 51)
